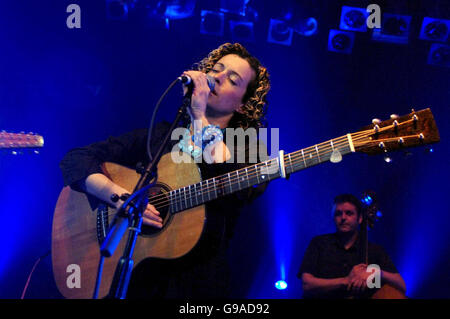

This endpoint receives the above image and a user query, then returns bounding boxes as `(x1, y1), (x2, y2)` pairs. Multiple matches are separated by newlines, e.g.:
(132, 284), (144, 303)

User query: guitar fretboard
(151, 134), (354, 214)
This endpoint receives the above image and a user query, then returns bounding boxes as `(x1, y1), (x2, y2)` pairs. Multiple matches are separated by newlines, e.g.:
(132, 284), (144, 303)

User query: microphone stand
(101, 95), (191, 299)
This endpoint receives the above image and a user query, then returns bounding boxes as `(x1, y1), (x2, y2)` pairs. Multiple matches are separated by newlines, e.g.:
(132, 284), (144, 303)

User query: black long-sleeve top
(60, 121), (267, 243)
(59, 121), (268, 298)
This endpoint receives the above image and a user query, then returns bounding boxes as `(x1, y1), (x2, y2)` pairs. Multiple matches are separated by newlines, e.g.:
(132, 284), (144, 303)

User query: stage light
(220, 0), (249, 16)
(339, 6), (368, 32)
(293, 17), (318, 37)
(230, 21), (254, 43)
(200, 10), (225, 36)
(427, 43), (450, 68)
(267, 19), (293, 46)
(275, 280), (287, 290)
(362, 195), (373, 206)
(419, 17), (450, 42)
(372, 14), (411, 44)
(106, 0), (129, 21)
(163, 0), (196, 19)
(328, 30), (355, 54)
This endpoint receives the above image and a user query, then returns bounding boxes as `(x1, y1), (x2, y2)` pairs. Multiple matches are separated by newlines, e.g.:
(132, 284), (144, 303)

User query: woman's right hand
(142, 203), (163, 228)
(181, 70), (211, 121)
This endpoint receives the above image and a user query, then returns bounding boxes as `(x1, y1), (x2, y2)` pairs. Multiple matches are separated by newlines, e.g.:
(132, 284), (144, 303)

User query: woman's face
(206, 54), (255, 117)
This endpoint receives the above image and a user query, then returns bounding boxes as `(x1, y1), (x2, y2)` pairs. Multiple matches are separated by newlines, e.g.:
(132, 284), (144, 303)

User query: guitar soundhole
(140, 183), (172, 237)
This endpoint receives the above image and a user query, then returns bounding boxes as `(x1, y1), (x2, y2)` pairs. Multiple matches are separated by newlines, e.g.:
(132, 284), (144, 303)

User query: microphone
(178, 74), (215, 92)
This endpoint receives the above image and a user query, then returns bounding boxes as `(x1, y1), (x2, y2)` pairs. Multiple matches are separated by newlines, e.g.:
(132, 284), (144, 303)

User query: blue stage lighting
(362, 195), (373, 205)
(328, 30), (355, 54)
(427, 43), (450, 68)
(419, 17), (450, 43)
(220, 0), (248, 16)
(275, 280), (287, 290)
(339, 6), (368, 32)
(372, 14), (411, 44)
(267, 19), (293, 46)
(230, 21), (255, 43)
(293, 17), (318, 37)
(164, 0), (196, 19)
(200, 10), (224, 36)
(106, 0), (129, 21)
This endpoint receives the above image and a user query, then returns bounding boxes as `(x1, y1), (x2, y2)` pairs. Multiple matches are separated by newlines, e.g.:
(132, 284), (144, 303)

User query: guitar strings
(148, 129), (418, 210)
(109, 121), (413, 215)
(146, 132), (371, 208)
(103, 134), (417, 219)
(147, 132), (374, 210)
(146, 133), (357, 207)
(103, 134), (360, 219)
(166, 119), (419, 204)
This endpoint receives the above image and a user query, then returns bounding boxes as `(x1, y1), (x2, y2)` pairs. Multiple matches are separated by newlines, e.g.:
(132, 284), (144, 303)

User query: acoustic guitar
(52, 108), (439, 298)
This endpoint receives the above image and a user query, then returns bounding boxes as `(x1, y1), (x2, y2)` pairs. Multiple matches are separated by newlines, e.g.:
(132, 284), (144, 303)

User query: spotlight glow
(362, 195), (373, 205)
(275, 280), (287, 290)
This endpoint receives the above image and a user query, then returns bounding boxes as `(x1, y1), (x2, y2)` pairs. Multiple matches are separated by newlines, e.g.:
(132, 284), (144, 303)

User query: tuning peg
(372, 119), (381, 133)
(390, 114), (399, 119)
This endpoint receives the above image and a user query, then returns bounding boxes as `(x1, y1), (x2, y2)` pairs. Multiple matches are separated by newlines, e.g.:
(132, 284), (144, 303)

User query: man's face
(206, 54), (255, 116)
(333, 202), (362, 234)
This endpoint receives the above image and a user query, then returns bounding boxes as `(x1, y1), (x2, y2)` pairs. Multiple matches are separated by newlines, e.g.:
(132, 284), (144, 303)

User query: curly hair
(193, 43), (270, 129)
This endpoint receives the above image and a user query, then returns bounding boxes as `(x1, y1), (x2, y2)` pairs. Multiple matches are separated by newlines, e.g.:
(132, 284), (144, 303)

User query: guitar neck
(158, 134), (354, 214)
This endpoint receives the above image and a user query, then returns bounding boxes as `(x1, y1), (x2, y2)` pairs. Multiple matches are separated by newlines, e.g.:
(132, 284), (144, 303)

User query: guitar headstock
(0, 131), (44, 153)
(353, 108), (440, 155)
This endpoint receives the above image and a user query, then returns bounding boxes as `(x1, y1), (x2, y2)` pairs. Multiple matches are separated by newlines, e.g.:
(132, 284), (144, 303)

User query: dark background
(0, 0), (448, 299)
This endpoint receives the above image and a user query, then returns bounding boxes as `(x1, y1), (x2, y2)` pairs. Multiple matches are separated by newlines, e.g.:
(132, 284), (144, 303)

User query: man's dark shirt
(298, 233), (398, 299)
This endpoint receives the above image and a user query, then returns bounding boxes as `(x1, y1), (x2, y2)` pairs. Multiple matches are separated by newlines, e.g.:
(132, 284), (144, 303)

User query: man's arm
(301, 272), (348, 296)
(381, 270), (406, 294)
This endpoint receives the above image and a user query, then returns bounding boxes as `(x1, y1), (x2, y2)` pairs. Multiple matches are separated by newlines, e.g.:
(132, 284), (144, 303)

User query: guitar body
(52, 152), (205, 299)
